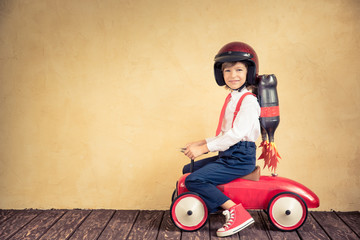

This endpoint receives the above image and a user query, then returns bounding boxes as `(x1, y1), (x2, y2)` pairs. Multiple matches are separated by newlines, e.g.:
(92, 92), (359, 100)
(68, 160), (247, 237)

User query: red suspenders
(216, 92), (255, 136)
(232, 92), (255, 128)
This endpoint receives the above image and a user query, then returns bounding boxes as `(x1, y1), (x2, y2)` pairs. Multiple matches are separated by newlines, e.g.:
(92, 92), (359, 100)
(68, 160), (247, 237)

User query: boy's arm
(185, 139), (207, 148)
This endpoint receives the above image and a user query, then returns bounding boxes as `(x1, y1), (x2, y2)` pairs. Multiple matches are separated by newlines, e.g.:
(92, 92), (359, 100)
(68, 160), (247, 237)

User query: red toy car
(170, 162), (319, 232)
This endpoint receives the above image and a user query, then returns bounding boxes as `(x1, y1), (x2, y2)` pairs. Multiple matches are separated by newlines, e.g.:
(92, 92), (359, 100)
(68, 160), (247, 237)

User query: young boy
(182, 42), (261, 237)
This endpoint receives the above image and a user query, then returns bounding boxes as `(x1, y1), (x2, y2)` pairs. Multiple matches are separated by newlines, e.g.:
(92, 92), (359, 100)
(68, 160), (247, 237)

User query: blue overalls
(183, 141), (256, 213)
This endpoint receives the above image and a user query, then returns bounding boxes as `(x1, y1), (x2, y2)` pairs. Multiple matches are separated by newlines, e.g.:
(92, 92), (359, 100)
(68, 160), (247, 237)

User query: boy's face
(223, 62), (247, 90)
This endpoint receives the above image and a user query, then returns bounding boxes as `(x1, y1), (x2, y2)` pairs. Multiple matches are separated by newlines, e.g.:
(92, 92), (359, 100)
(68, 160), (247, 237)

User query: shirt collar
(230, 88), (248, 98)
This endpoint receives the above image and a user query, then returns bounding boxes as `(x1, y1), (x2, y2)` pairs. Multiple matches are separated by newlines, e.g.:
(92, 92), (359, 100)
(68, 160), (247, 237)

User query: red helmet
(214, 42), (259, 86)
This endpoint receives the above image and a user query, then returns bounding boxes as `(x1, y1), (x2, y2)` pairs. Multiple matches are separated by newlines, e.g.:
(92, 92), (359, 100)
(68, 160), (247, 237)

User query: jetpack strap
(231, 92), (256, 128)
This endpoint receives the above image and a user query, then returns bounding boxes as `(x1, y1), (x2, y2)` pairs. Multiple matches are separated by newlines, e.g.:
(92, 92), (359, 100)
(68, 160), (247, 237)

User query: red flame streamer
(258, 141), (281, 173)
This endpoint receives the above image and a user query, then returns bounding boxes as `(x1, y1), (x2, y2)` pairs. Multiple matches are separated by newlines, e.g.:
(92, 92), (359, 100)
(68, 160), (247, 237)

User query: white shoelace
(222, 209), (235, 229)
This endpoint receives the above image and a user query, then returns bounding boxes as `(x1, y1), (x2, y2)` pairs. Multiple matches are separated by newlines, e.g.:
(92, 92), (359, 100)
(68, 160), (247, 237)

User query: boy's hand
(183, 144), (209, 160)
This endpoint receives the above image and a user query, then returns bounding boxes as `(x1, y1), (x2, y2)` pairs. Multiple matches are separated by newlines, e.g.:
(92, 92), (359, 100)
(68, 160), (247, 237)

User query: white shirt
(206, 89), (261, 152)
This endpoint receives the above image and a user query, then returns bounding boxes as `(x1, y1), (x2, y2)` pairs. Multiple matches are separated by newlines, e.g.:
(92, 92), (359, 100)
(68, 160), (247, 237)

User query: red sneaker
(216, 203), (254, 237)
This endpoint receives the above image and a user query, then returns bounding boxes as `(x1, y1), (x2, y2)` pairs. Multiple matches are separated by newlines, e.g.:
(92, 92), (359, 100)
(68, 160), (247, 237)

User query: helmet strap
(230, 82), (246, 92)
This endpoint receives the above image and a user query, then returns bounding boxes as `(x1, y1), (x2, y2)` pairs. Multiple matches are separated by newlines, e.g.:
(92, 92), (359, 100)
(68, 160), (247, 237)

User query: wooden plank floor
(0, 210), (359, 240)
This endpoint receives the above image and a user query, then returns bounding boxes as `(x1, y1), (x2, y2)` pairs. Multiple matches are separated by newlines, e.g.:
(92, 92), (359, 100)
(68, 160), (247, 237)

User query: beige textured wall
(0, 0), (359, 211)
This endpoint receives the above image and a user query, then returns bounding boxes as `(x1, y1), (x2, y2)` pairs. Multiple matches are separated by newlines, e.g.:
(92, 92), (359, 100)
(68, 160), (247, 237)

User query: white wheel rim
(271, 196), (304, 227)
(174, 196), (206, 227)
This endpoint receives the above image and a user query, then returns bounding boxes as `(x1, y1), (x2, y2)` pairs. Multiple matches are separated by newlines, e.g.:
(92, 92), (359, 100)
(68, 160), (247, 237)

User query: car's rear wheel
(267, 192), (308, 231)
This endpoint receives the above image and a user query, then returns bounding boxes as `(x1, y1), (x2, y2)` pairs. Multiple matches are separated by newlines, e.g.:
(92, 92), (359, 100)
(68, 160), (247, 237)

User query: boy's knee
(182, 164), (190, 174)
(184, 174), (193, 190)
(185, 174), (199, 190)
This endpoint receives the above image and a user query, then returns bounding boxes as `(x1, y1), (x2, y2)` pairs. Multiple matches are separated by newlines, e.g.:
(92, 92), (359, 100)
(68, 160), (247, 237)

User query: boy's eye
(224, 69), (231, 72)
(237, 68), (243, 71)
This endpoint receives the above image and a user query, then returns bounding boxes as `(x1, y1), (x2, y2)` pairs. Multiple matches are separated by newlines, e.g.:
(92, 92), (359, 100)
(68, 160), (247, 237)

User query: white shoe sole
(216, 218), (255, 237)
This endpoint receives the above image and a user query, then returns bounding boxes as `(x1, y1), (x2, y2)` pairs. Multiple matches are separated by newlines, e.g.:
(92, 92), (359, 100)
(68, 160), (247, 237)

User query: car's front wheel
(170, 192), (208, 231)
